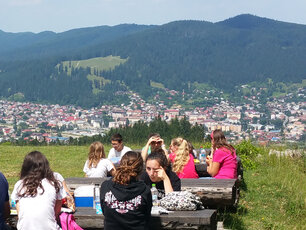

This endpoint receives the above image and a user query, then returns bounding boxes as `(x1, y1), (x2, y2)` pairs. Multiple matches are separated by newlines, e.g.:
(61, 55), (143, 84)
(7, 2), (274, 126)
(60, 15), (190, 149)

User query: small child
(83, 141), (115, 177)
(11, 151), (66, 230)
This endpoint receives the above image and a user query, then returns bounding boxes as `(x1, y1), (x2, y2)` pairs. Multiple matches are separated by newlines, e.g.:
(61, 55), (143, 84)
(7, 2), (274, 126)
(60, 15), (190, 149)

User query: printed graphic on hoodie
(104, 191), (142, 214)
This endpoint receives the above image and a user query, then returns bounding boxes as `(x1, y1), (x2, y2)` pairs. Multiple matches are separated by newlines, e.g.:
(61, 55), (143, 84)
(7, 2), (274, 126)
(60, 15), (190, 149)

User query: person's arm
(160, 138), (169, 158)
(3, 200), (10, 219)
(54, 199), (62, 222)
(206, 157), (220, 177)
(62, 180), (71, 196)
(157, 167), (173, 194)
(141, 138), (154, 161)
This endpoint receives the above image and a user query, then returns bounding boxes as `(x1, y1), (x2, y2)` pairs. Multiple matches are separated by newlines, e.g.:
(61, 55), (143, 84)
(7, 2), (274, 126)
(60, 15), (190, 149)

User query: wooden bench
(74, 207), (217, 230)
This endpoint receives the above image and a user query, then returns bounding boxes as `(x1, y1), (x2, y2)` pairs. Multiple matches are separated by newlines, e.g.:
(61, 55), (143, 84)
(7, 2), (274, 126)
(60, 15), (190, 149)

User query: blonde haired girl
(169, 137), (199, 179)
(83, 141), (115, 177)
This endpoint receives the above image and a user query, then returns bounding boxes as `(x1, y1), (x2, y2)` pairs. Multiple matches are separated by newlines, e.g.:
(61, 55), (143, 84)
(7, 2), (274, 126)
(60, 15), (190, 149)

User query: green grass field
(59, 56), (127, 75)
(1, 145), (305, 229)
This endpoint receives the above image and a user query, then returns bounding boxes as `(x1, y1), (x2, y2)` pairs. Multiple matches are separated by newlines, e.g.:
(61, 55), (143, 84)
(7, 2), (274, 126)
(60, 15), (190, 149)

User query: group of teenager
(0, 129), (238, 230)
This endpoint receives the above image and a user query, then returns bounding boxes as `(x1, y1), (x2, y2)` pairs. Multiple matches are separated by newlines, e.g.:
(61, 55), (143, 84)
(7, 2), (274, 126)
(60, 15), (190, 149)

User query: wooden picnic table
(66, 177), (239, 208)
(74, 207), (217, 230)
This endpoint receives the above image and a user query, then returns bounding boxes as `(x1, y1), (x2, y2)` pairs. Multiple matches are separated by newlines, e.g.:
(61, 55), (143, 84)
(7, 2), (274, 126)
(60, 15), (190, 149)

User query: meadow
(0, 144), (305, 230)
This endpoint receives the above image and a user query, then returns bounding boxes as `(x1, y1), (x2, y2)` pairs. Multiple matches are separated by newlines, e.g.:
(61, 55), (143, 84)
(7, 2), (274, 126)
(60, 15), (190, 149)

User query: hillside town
(0, 86), (305, 144)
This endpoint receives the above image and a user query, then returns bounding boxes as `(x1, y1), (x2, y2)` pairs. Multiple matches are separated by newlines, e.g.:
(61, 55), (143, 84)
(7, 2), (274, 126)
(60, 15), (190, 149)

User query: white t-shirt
(107, 146), (132, 160)
(11, 178), (66, 230)
(83, 158), (114, 177)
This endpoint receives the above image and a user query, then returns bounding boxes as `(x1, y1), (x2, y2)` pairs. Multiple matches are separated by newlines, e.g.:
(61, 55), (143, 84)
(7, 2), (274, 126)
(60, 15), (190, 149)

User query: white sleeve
(56, 184), (67, 200)
(107, 149), (115, 159)
(83, 160), (89, 174)
(53, 172), (64, 182)
(11, 180), (23, 201)
(106, 159), (115, 172)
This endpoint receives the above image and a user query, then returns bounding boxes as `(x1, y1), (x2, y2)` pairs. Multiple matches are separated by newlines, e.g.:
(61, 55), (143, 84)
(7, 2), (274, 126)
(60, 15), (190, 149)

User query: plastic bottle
(200, 147), (206, 164)
(93, 184), (102, 214)
(151, 184), (159, 206)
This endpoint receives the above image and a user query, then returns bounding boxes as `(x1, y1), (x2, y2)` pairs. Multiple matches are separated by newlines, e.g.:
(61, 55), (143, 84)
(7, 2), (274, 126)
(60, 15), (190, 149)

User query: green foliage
(73, 117), (205, 146)
(234, 140), (263, 170)
(1, 15), (306, 107)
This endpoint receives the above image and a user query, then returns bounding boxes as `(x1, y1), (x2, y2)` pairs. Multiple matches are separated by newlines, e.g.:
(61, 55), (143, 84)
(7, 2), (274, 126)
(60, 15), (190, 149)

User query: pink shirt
(213, 148), (237, 179)
(169, 153), (199, 179)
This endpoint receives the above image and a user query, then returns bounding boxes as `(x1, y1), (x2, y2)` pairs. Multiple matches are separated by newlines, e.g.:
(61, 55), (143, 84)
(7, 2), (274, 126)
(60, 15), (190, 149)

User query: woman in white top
(11, 151), (66, 230)
(83, 141), (116, 177)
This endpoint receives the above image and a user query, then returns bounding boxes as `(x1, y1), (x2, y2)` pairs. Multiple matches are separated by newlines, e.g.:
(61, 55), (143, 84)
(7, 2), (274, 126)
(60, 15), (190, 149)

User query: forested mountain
(0, 14), (305, 107)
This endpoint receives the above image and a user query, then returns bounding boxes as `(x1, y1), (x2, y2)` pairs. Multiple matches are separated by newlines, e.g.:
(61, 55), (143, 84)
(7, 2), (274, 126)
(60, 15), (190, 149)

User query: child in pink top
(169, 138), (199, 179)
(206, 130), (237, 179)
(212, 148), (237, 179)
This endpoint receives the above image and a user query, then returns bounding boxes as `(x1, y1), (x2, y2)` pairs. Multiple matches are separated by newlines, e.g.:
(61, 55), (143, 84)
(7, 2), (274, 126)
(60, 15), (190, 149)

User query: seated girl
(11, 151), (66, 230)
(206, 129), (237, 179)
(169, 137), (199, 179)
(140, 150), (181, 199)
(83, 141), (115, 177)
(100, 151), (152, 230)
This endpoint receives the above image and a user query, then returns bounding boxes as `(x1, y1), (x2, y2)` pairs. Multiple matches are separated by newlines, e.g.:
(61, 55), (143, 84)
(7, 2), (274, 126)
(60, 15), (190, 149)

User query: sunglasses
(152, 141), (162, 145)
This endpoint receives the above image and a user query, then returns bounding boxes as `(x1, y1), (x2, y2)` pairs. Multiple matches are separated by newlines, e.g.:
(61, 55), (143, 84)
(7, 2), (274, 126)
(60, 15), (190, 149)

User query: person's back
(100, 151), (152, 230)
(213, 148), (237, 179)
(0, 172), (10, 230)
(11, 151), (66, 230)
(84, 141), (115, 177)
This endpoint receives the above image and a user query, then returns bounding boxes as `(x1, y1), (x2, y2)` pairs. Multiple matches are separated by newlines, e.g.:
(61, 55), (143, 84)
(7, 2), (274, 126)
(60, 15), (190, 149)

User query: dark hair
(146, 150), (169, 169)
(211, 129), (235, 154)
(111, 133), (123, 143)
(19, 151), (60, 197)
(113, 151), (143, 185)
(148, 133), (160, 139)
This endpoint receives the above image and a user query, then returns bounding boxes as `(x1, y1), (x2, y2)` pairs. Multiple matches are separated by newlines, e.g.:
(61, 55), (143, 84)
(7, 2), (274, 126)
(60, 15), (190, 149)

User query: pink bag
(59, 212), (83, 230)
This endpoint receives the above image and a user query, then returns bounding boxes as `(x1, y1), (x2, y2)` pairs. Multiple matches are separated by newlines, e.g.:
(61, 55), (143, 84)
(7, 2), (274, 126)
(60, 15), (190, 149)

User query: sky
(1, 0), (306, 33)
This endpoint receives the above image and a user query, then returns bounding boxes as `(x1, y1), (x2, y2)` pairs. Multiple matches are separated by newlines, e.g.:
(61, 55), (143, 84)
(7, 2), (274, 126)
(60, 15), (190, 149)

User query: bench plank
(74, 207), (217, 230)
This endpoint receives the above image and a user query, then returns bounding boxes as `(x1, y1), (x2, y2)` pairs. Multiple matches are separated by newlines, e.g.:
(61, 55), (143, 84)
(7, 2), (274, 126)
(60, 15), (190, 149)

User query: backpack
(59, 212), (83, 230)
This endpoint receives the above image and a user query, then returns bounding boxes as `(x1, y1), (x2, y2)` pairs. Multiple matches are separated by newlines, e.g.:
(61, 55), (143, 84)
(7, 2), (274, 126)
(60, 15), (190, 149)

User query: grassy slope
(1, 145), (305, 229)
(223, 151), (305, 230)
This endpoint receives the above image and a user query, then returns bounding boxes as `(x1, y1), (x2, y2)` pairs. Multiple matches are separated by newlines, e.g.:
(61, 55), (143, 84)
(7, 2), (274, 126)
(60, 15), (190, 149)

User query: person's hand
(156, 166), (168, 181)
(206, 156), (212, 165)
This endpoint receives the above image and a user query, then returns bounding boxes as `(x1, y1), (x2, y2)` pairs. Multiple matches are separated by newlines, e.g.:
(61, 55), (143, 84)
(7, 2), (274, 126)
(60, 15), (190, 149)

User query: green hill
(0, 14), (305, 107)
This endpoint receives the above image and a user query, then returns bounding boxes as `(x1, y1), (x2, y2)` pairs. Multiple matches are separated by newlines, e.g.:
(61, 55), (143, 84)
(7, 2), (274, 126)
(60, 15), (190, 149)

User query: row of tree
(11, 117), (207, 146)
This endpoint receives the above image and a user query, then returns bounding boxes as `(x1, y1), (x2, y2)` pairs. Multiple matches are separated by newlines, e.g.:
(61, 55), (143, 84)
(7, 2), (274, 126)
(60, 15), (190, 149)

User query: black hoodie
(100, 179), (152, 230)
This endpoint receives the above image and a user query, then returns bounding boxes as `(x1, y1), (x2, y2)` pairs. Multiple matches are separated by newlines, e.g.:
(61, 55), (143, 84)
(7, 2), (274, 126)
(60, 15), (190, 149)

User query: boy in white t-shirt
(107, 133), (131, 163)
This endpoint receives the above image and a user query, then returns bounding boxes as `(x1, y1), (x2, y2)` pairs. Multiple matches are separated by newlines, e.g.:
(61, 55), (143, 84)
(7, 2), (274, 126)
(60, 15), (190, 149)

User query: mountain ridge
(0, 14), (305, 108)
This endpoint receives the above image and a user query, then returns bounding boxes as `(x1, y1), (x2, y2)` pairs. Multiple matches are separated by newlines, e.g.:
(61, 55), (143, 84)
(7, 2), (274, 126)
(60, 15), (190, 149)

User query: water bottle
(200, 147), (206, 164)
(93, 184), (102, 214)
(151, 184), (159, 206)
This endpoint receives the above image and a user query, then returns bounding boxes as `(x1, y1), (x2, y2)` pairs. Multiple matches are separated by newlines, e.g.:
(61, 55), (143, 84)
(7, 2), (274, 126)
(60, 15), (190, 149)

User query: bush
(234, 140), (262, 170)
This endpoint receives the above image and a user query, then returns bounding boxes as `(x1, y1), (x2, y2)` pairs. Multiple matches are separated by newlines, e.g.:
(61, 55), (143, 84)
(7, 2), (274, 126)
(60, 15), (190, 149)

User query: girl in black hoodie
(100, 151), (152, 230)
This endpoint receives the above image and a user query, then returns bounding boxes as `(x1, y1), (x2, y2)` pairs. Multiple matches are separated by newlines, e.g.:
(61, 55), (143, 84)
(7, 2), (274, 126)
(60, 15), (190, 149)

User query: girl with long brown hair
(11, 151), (66, 230)
(100, 151), (152, 230)
(83, 141), (115, 177)
(206, 129), (237, 179)
(169, 137), (199, 178)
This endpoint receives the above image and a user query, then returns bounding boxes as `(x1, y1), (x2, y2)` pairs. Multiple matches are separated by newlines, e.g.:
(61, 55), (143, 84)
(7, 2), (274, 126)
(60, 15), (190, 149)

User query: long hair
(88, 141), (105, 168)
(146, 150), (169, 170)
(18, 151), (60, 197)
(113, 151), (143, 185)
(211, 129), (235, 154)
(171, 137), (190, 174)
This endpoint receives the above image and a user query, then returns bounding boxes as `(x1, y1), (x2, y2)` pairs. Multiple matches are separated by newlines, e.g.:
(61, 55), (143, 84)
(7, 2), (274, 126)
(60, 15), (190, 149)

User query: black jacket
(100, 179), (152, 230)
(140, 169), (181, 199)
